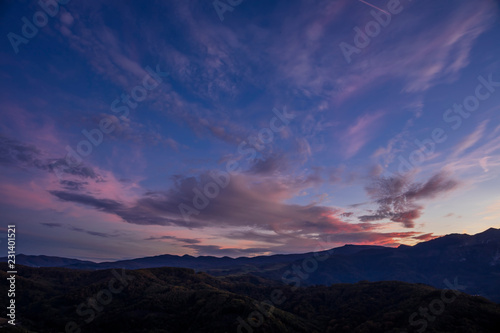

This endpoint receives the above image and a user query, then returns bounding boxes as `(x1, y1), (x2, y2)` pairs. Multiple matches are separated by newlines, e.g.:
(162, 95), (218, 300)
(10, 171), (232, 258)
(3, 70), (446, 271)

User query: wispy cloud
(342, 111), (385, 159)
(0, 135), (100, 179)
(451, 120), (488, 158)
(41, 222), (118, 238)
(144, 235), (201, 244)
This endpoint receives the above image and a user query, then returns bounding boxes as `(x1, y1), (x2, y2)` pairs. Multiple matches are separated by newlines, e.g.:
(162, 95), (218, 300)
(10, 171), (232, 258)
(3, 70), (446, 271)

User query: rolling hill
(1, 265), (500, 332)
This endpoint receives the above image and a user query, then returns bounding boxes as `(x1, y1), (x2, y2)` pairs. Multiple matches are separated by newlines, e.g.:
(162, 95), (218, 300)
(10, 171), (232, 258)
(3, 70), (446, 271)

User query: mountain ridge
(3, 229), (498, 270)
(1, 244), (388, 269)
(3, 227), (499, 302)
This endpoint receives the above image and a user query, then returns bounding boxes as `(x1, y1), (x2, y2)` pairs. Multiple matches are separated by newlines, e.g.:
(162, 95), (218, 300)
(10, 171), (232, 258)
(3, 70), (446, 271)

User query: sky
(1, 0), (500, 261)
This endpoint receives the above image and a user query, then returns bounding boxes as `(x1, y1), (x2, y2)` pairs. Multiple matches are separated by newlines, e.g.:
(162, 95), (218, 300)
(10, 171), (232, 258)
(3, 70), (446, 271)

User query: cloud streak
(0, 135), (101, 180)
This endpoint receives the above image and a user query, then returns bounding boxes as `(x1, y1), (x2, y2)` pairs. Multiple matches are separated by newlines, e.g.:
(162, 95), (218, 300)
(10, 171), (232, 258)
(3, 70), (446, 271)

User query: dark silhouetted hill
(1, 265), (500, 332)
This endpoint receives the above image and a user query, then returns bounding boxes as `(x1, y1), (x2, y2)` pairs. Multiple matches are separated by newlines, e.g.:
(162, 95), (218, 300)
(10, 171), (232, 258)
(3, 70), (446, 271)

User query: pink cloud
(0, 181), (54, 210)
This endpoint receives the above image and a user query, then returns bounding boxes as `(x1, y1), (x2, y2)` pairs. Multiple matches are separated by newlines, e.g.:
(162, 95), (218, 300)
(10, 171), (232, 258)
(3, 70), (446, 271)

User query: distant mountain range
(2, 244), (386, 270)
(2, 228), (500, 302)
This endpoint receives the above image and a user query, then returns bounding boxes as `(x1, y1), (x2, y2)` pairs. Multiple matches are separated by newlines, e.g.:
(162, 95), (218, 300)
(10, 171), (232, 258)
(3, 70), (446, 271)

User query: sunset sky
(1, 0), (500, 261)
